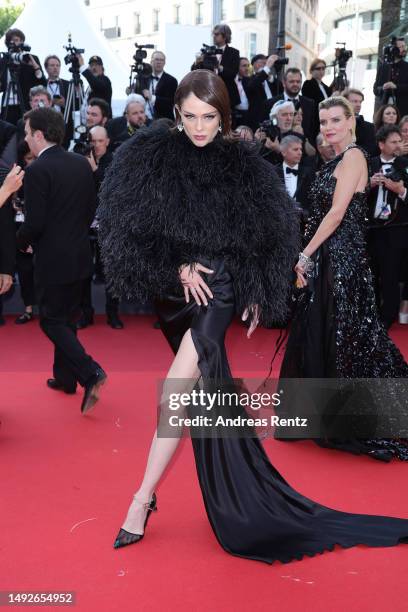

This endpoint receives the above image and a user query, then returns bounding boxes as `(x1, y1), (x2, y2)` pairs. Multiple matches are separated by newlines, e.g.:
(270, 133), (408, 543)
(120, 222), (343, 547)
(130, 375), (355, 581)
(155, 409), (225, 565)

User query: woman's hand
(242, 304), (260, 338)
(179, 263), (214, 305)
(1, 165), (24, 203)
(294, 261), (308, 288)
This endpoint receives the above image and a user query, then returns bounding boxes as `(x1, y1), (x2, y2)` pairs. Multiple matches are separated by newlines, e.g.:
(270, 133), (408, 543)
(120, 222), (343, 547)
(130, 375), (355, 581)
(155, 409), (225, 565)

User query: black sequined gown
(279, 145), (408, 460)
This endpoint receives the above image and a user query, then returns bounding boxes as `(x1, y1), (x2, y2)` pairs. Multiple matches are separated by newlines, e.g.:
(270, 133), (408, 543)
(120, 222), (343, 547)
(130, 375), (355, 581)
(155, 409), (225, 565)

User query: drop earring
(177, 122), (184, 132)
(218, 121), (222, 133)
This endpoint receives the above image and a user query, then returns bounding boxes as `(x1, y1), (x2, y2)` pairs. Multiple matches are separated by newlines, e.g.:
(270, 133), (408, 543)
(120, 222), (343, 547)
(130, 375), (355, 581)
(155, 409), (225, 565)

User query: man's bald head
(90, 125), (110, 160)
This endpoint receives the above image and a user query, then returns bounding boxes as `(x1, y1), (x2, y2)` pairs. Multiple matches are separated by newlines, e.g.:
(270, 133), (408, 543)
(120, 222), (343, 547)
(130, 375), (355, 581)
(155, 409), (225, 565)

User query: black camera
(335, 44), (353, 69)
(383, 37), (402, 64)
(1, 42), (32, 65)
(72, 126), (93, 156)
(63, 34), (84, 74)
(132, 43), (154, 77)
(199, 44), (223, 71)
(383, 156), (408, 183)
(259, 118), (281, 141)
(274, 57), (289, 71)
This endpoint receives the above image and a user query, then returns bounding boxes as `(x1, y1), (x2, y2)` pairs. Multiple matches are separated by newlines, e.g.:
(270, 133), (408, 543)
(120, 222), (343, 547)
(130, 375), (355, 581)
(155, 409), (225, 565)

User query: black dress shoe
(15, 311), (34, 325)
(107, 314), (124, 329)
(46, 378), (76, 394)
(113, 493), (157, 549)
(76, 316), (94, 330)
(153, 320), (161, 329)
(81, 367), (107, 414)
(0, 316), (5, 326)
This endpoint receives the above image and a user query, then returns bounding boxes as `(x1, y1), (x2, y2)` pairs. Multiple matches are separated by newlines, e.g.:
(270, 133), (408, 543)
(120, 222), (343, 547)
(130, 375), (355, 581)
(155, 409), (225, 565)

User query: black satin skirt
(155, 259), (408, 564)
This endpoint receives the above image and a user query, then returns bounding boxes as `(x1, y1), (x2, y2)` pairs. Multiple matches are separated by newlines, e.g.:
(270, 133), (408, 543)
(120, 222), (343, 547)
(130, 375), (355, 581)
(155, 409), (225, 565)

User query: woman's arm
(303, 148), (366, 258)
(0, 165), (24, 208)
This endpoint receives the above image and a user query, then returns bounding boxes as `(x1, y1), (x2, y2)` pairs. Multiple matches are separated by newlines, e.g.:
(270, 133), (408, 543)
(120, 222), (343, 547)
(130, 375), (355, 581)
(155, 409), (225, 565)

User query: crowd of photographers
(0, 25), (408, 331)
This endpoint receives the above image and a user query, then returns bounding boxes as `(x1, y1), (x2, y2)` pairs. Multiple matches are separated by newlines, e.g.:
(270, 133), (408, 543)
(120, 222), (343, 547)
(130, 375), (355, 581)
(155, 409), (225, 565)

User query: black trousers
(16, 251), (35, 307)
(368, 230), (408, 325)
(37, 280), (99, 390)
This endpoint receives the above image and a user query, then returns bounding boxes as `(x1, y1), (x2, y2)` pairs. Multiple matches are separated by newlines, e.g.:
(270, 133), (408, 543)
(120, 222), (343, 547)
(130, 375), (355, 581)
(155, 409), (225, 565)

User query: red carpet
(1, 315), (407, 612)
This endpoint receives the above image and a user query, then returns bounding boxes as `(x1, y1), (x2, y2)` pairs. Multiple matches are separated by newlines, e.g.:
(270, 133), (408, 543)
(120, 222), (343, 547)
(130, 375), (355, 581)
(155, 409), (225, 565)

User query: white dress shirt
(317, 80), (329, 100)
(235, 75), (249, 111)
(145, 71), (164, 119)
(283, 162), (299, 198)
(374, 157), (407, 218)
(259, 65), (274, 99)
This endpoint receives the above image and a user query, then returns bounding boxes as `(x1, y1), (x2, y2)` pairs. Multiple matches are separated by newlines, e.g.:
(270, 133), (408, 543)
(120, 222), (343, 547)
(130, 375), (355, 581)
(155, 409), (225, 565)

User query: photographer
(107, 94), (150, 150)
(368, 125), (408, 328)
(275, 134), (314, 221)
(78, 126), (123, 330)
(0, 28), (46, 125)
(86, 98), (109, 129)
(141, 51), (177, 121)
(374, 37), (408, 117)
(78, 54), (112, 114)
(245, 54), (278, 130)
(264, 68), (317, 143)
(16, 85), (53, 141)
(44, 55), (69, 113)
(343, 88), (377, 157)
(193, 24), (240, 109)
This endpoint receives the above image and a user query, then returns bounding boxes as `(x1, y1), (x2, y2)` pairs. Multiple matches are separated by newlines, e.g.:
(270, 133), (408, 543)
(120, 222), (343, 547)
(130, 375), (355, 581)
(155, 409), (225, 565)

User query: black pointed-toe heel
(113, 492), (157, 549)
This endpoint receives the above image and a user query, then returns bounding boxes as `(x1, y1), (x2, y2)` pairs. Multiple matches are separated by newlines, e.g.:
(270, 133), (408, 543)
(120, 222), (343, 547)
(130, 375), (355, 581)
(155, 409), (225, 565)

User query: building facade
(318, 0), (382, 119)
(84, 0), (318, 80)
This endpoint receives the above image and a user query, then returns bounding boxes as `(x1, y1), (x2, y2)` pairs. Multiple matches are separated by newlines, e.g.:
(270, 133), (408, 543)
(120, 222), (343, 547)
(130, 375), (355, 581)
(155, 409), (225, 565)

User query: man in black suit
(17, 108), (106, 412)
(44, 55), (70, 114)
(0, 28), (46, 125)
(275, 134), (314, 221)
(343, 88), (377, 157)
(141, 51), (177, 121)
(264, 68), (317, 143)
(245, 54), (279, 130)
(78, 54), (112, 114)
(16, 86), (53, 142)
(367, 125), (408, 329)
(107, 95), (150, 150)
(373, 37), (408, 117)
(0, 166), (24, 325)
(232, 57), (251, 128)
(212, 24), (240, 108)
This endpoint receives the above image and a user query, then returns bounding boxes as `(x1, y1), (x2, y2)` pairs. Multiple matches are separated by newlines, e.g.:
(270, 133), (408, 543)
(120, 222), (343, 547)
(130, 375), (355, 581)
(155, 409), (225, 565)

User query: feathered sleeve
(97, 124), (181, 301)
(226, 143), (301, 326)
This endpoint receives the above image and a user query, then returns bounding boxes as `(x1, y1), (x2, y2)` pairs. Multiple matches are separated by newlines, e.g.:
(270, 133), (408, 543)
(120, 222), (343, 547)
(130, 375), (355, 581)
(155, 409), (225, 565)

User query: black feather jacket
(97, 123), (300, 325)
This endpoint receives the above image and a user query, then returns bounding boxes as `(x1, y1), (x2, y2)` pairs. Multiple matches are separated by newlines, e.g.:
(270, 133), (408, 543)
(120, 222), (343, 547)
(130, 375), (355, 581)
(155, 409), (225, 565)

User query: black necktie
(286, 167), (299, 176)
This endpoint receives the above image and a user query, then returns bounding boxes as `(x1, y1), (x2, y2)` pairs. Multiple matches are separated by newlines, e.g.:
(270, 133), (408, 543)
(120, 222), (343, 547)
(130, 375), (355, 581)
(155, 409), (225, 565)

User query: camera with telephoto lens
(383, 37), (402, 64)
(258, 118), (281, 141)
(72, 126), (93, 156)
(63, 34), (84, 74)
(383, 156), (408, 184)
(0, 41), (32, 65)
(199, 44), (223, 71)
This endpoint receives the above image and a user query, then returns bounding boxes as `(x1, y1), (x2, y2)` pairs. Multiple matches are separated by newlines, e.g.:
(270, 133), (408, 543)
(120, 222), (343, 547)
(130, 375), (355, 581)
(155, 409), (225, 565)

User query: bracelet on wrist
(298, 252), (315, 274)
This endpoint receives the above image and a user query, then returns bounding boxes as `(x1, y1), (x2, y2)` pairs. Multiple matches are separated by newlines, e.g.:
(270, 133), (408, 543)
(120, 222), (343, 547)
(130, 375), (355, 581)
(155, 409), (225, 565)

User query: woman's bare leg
(120, 329), (200, 535)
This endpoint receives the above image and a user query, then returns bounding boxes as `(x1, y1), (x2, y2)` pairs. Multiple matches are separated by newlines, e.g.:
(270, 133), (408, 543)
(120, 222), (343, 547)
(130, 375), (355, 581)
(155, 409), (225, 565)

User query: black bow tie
(152, 76), (160, 81)
(48, 80), (59, 84)
(287, 97), (298, 103)
(286, 167), (299, 176)
(380, 160), (394, 166)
